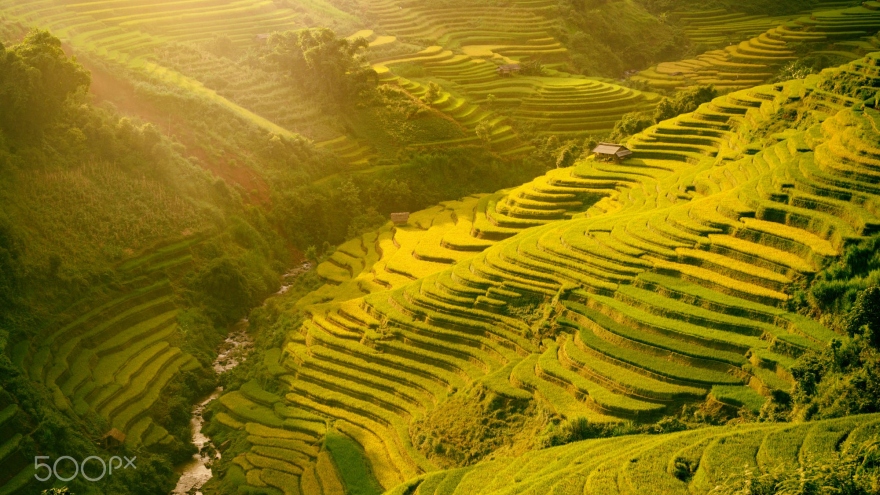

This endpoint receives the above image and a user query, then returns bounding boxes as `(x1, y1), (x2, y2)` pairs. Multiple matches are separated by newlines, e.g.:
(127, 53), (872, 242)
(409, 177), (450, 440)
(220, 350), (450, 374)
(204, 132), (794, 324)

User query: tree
(475, 121), (492, 145)
(194, 257), (253, 325)
(336, 177), (362, 214)
(609, 112), (654, 142)
(262, 28), (376, 104)
(205, 34), (236, 59)
(423, 82), (441, 106)
(846, 286), (880, 348)
(556, 143), (582, 168)
(520, 60), (544, 76)
(0, 30), (91, 137)
(653, 85), (717, 122)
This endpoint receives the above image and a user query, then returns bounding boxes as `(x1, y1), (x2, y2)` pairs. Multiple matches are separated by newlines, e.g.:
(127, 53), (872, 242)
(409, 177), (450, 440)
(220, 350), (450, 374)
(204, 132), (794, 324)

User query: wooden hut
(391, 212), (410, 225)
(496, 64), (521, 77)
(591, 143), (633, 163)
(101, 428), (126, 449)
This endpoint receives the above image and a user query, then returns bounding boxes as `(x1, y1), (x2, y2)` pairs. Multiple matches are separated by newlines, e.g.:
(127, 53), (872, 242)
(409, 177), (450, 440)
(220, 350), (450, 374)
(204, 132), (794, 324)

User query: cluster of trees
(261, 27), (376, 105)
(759, 236), (880, 423)
(0, 30), (90, 138)
(553, 0), (689, 77)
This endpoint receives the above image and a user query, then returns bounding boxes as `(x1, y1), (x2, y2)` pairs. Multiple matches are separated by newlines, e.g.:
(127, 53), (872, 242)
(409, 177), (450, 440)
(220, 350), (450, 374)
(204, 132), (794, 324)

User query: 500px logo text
(34, 455), (137, 482)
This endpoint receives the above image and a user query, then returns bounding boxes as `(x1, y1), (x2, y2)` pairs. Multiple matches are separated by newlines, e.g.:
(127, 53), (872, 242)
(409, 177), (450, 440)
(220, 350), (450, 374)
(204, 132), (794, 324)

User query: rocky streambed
(172, 263), (310, 494)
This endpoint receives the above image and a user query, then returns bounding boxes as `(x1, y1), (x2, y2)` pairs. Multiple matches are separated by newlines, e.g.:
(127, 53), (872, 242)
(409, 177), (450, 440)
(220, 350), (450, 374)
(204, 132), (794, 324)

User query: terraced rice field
(0, 390), (34, 495)
(376, 51), (659, 145)
(1, 236), (204, 495)
(635, 3), (880, 90)
(306, 195), (497, 306)
(365, 0), (660, 144)
(0, 0), (662, 170)
(669, 1), (859, 47)
(209, 51), (880, 493)
(384, 414), (880, 495)
(0, 0), (656, 166)
(363, 0), (558, 50)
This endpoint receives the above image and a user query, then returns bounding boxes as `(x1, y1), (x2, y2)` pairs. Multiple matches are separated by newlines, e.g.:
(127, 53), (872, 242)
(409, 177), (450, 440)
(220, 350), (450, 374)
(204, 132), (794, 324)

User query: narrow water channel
(172, 263), (310, 494)
(172, 322), (252, 495)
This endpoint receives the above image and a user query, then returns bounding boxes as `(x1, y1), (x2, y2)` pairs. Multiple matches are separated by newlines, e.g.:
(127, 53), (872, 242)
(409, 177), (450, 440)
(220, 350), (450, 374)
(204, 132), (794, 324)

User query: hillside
(633, 2), (880, 90)
(0, 0), (681, 166)
(201, 44), (880, 494)
(0, 29), (302, 495)
(384, 413), (880, 495)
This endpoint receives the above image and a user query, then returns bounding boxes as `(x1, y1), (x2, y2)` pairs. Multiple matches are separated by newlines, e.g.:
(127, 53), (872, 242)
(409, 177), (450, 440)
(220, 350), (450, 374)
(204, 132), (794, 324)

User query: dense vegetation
(754, 237), (880, 423)
(554, 0), (690, 77)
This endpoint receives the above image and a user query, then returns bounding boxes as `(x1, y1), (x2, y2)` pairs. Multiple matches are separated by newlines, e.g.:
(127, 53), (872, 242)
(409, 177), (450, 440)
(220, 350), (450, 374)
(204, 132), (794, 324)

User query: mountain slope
(383, 413), (880, 495)
(204, 48), (880, 494)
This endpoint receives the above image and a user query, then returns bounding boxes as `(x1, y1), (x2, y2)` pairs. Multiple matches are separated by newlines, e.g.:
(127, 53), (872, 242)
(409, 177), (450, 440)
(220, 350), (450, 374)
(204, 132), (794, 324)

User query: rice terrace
(2, 0), (880, 494)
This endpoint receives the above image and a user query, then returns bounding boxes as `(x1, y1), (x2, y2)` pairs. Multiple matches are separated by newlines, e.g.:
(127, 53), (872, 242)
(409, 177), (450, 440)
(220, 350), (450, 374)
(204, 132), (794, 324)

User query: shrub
(609, 112), (654, 141)
(780, 286), (880, 421)
(653, 85), (718, 123)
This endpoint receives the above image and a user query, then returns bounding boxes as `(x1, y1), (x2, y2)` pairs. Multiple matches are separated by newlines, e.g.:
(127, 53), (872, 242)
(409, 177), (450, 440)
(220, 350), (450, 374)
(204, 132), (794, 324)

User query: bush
(777, 285), (880, 421)
(653, 85), (718, 122)
(609, 112), (655, 142)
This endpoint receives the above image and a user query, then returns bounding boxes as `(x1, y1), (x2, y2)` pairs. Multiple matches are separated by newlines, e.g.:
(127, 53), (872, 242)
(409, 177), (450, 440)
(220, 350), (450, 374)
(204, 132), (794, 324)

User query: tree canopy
(653, 85), (717, 122)
(262, 28), (375, 104)
(0, 30), (90, 137)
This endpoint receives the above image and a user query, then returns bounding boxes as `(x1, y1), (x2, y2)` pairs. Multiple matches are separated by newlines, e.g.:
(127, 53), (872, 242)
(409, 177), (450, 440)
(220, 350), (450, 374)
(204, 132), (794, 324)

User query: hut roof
(592, 143), (632, 158)
(391, 212), (410, 224)
(102, 428), (126, 443)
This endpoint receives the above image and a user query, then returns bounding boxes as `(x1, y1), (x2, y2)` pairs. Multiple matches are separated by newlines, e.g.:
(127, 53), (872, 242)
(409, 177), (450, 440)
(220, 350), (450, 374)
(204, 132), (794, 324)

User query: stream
(172, 263), (311, 494)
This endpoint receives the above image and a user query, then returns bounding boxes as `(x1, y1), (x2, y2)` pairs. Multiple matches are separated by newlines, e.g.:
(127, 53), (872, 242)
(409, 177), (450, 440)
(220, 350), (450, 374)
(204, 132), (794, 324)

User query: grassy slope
(382, 413), (880, 495)
(633, 2), (880, 90)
